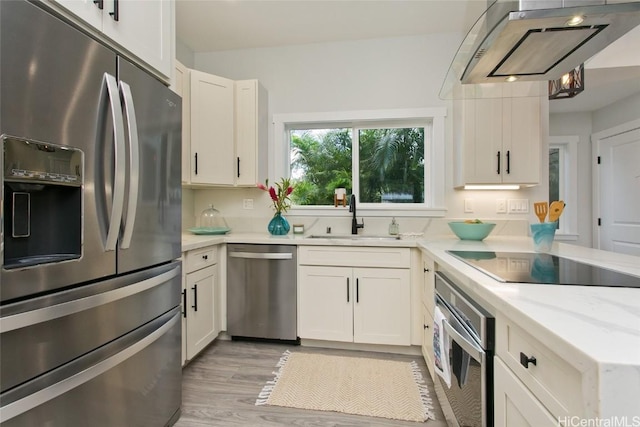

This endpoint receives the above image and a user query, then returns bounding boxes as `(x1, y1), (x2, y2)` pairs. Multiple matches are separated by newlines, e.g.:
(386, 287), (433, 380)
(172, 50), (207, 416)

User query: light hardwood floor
(175, 340), (449, 426)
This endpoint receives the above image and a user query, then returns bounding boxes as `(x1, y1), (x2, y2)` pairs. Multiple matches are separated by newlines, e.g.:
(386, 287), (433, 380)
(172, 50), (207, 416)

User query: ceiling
(176, 0), (640, 113)
(176, 0), (487, 52)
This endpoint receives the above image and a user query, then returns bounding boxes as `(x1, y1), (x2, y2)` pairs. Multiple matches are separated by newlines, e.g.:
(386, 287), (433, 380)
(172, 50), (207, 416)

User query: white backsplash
(183, 187), (529, 237)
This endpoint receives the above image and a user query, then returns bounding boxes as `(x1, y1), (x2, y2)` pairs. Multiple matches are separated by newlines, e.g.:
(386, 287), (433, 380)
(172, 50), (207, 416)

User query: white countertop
(181, 231), (420, 251)
(181, 232), (640, 417)
(417, 236), (640, 419)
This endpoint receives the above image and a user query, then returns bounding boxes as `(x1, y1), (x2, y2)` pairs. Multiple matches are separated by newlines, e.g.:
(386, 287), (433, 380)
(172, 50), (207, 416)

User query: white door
(102, 0), (171, 78)
(189, 70), (235, 185)
(298, 266), (353, 342)
(185, 264), (217, 360)
(494, 357), (557, 427)
(51, 0), (103, 30)
(352, 268), (411, 346)
(597, 128), (640, 255)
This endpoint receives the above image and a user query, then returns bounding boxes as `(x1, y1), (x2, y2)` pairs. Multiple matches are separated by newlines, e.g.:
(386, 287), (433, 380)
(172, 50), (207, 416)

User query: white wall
(180, 34), (555, 239)
(592, 92), (640, 134)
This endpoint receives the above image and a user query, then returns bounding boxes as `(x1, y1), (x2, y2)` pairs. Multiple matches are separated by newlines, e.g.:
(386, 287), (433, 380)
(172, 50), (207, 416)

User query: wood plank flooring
(175, 340), (449, 426)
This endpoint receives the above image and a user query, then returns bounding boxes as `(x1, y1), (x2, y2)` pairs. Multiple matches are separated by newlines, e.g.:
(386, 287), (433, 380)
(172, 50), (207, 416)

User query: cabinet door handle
(346, 277), (350, 303)
(506, 150), (511, 174)
(93, 0), (103, 9)
(182, 289), (187, 318)
(423, 324), (429, 330)
(191, 284), (198, 312)
(356, 278), (359, 303)
(194, 153), (198, 175)
(424, 267), (430, 273)
(109, 0), (119, 21)
(519, 352), (537, 368)
(237, 157), (240, 178)
(497, 151), (501, 174)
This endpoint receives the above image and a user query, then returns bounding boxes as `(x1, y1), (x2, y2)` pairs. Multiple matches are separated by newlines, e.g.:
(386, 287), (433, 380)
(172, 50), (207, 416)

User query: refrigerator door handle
(119, 81), (139, 250)
(0, 265), (180, 333)
(102, 73), (126, 251)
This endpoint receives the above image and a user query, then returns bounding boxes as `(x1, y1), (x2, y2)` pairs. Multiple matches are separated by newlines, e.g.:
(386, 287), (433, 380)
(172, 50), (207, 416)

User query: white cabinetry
(494, 314), (585, 424)
(48, 0), (172, 79)
(172, 61), (191, 184)
(298, 246), (411, 346)
(181, 71), (268, 187)
(494, 357), (558, 427)
(454, 96), (544, 187)
(234, 80), (269, 186)
(189, 70), (235, 186)
(420, 251), (436, 380)
(182, 245), (220, 364)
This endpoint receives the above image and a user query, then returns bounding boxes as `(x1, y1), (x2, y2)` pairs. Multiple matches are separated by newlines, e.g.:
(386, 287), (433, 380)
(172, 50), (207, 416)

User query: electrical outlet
(496, 199), (507, 213)
(243, 199), (253, 209)
(464, 198), (474, 213)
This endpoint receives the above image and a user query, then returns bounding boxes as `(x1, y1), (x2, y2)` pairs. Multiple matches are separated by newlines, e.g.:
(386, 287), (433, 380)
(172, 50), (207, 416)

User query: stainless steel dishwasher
(227, 244), (298, 342)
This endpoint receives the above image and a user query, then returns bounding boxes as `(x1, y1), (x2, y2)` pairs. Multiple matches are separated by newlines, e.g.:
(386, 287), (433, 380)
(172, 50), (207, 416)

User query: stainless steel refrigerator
(0, 1), (182, 425)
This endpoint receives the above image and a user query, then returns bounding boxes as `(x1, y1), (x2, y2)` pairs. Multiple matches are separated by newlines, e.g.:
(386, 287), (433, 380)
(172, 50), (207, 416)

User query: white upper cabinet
(454, 93), (546, 187)
(235, 80), (269, 186)
(50, 0), (102, 29)
(48, 0), (172, 79)
(189, 70), (235, 186)
(181, 69), (269, 187)
(172, 61), (191, 184)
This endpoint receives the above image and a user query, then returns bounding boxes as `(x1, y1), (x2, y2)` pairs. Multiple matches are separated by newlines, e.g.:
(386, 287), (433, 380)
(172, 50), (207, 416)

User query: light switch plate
(496, 199), (507, 213)
(464, 198), (474, 213)
(243, 199), (254, 209)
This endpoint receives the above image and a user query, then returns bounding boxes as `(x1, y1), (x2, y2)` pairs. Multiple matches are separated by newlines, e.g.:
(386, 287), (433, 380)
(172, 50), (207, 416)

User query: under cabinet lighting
(566, 15), (584, 26)
(463, 185), (520, 190)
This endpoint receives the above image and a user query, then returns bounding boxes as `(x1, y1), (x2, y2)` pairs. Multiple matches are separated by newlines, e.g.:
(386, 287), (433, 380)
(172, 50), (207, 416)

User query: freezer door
(0, 309), (182, 426)
(0, 261), (181, 394)
(116, 58), (182, 274)
(0, 0), (118, 301)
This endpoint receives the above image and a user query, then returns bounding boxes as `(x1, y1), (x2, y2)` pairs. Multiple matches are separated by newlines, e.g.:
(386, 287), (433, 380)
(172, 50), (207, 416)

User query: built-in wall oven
(434, 271), (494, 427)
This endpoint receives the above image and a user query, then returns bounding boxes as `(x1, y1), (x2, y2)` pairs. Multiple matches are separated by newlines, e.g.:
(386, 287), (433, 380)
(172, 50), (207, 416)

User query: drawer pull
(423, 324), (429, 330)
(202, 255), (208, 260)
(424, 267), (430, 272)
(520, 352), (537, 368)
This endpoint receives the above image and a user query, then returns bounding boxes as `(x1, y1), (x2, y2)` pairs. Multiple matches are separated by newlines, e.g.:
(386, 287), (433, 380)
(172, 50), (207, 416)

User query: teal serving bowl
(448, 222), (496, 241)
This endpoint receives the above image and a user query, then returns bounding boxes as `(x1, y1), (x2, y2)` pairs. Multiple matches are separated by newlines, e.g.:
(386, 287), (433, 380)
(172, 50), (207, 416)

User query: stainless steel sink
(305, 234), (400, 241)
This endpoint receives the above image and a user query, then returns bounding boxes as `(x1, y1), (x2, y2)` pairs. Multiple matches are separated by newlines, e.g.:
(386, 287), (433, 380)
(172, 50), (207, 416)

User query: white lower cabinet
(298, 247), (411, 347)
(182, 245), (220, 364)
(494, 313), (586, 425)
(494, 357), (558, 427)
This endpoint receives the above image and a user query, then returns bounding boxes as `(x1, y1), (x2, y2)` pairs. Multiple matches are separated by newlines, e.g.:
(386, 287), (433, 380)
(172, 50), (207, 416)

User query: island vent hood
(440, 0), (640, 97)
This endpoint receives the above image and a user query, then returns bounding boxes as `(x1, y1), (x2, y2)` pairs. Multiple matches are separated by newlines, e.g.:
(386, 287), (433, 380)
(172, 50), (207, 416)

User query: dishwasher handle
(229, 252), (293, 260)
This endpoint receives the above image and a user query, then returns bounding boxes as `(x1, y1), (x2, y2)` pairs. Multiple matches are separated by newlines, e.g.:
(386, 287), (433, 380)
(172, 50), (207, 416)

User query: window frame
(549, 135), (578, 239)
(273, 108), (447, 217)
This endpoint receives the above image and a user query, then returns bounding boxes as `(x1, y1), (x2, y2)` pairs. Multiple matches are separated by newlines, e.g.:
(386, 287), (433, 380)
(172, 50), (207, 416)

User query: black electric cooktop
(448, 251), (640, 288)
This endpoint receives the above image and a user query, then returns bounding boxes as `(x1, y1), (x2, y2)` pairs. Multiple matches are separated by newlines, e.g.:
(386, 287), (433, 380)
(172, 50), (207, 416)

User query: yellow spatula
(549, 201), (565, 222)
(533, 202), (548, 223)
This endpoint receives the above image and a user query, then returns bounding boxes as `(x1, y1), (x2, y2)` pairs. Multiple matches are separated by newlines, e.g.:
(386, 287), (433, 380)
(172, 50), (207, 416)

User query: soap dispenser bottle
(388, 217), (399, 235)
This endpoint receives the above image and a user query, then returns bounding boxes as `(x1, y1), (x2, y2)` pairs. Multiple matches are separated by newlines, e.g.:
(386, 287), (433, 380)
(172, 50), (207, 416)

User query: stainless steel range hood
(440, 0), (640, 97)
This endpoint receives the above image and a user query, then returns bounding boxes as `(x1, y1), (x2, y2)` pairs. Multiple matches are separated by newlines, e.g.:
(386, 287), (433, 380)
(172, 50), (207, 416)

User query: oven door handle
(442, 316), (484, 363)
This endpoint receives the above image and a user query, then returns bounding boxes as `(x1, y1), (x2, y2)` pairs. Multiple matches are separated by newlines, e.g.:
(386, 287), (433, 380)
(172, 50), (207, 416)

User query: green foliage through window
(290, 125), (426, 206)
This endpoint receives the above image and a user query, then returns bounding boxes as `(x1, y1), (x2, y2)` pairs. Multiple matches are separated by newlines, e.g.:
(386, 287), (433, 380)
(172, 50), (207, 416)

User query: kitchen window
(273, 108), (446, 216)
(549, 136), (578, 238)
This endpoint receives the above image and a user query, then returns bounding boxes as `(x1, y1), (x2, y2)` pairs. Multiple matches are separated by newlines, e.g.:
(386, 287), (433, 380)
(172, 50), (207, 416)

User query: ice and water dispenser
(2, 135), (82, 269)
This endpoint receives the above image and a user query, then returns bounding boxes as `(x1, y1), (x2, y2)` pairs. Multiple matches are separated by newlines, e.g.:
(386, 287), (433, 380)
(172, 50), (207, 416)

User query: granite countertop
(417, 237), (640, 419)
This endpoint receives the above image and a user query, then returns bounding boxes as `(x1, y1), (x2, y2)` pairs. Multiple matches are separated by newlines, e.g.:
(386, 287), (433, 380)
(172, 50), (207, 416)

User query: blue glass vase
(268, 213), (290, 235)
